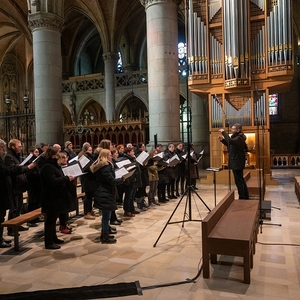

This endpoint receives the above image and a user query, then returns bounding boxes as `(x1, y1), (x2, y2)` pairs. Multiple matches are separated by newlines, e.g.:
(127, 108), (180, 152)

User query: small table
(206, 167), (221, 206)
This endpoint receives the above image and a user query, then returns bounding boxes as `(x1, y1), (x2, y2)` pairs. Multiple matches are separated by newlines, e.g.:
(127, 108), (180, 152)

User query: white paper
(62, 163), (86, 178)
(181, 154), (187, 159)
(20, 154), (33, 166)
(116, 159), (131, 168)
(126, 165), (136, 171)
(32, 153), (43, 163)
(115, 167), (129, 179)
(153, 152), (163, 159)
(78, 155), (91, 169)
(68, 155), (78, 164)
(136, 151), (149, 165)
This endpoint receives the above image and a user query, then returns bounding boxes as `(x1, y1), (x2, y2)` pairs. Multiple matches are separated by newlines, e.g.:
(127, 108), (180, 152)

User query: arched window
(178, 42), (187, 78)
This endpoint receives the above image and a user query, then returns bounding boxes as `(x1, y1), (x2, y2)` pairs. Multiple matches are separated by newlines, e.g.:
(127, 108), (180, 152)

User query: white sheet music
(20, 154), (33, 166)
(115, 167), (129, 179)
(68, 155), (78, 164)
(116, 159), (131, 168)
(78, 155), (91, 169)
(136, 151), (149, 165)
(62, 162), (86, 177)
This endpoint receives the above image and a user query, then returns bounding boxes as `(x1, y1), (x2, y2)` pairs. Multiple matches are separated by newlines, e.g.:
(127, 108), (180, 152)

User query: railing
(62, 71), (148, 93)
(271, 154), (300, 168)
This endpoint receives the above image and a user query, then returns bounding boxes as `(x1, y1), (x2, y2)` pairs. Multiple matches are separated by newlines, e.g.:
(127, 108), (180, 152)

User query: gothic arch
(116, 92), (148, 120)
(77, 98), (106, 124)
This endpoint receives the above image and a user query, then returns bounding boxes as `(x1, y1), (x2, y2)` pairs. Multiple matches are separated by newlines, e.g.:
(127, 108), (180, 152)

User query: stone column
(103, 52), (118, 121)
(141, 0), (181, 147)
(28, 10), (64, 145)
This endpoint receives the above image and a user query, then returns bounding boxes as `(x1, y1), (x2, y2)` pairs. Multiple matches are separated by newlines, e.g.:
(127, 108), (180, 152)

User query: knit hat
(65, 141), (72, 147)
(124, 146), (133, 153)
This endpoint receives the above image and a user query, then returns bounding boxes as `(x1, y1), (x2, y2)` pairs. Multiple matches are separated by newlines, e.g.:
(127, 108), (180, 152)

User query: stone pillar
(103, 52), (118, 121)
(191, 92), (209, 167)
(141, 0), (181, 147)
(28, 10), (64, 145)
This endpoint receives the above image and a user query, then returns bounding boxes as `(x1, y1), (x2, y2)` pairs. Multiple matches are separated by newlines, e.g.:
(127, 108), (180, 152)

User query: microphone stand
(153, 0), (211, 247)
(255, 93), (281, 233)
(214, 94), (231, 191)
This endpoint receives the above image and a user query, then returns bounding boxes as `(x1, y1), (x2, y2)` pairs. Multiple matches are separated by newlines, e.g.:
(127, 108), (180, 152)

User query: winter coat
(175, 148), (186, 177)
(40, 158), (76, 214)
(121, 153), (142, 189)
(0, 157), (25, 210)
(221, 131), (247, 170)
(79, 152), (97, 193)
(92, 160), (123, 211)
(164, 149), (177, 179)
(4, 148), (29, 193)
(135, 150), (149, 186)
(185, 152), (199, 179)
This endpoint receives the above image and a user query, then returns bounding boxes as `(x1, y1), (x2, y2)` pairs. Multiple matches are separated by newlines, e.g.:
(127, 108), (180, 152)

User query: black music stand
(206, 167), (221, 207)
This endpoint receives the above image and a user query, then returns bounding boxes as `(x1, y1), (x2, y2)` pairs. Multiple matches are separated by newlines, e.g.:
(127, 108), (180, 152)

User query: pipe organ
(187, 0), (294, 175)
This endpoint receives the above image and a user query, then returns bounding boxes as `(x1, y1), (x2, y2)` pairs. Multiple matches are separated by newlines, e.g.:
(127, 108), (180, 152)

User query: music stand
(206, 167), (221, 207)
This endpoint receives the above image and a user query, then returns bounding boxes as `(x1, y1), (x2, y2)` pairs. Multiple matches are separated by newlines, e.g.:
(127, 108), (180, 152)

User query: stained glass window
(269, 93), (278, 115)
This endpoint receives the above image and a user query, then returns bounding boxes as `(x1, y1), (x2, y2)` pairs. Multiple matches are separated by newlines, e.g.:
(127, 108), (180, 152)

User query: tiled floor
(0, 169), (300, 299)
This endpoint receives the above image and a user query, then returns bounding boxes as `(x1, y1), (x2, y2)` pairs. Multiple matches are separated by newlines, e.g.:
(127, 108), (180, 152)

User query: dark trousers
(44, 212), (58, 246)
(148, 180), (158, 202)
(232, 169), (249, 199)
(158, 183), (167, 201)
(110, 210), (117, 222)
(83, 190), (94, 215)
(176, 175), (185, 194)
(167, 178), (175, 196)
(123, 185), (136, 212)
(0, 208), (6, 241)
(102, 210), (111, 234)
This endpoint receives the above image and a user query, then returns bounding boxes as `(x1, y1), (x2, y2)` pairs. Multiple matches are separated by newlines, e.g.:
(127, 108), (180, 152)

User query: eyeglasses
(62, 156), (67, 159)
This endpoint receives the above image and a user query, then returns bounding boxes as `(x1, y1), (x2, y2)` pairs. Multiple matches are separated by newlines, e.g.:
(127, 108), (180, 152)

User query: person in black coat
(218, 123), (249, 199)
(78, 143), (97, 220)
(121, 146), (142, 217)
(0, 139), (36, 247)
(90, 149), (123, 243)
(175, 142), (185, 196)
(5, 139), (36, 236)
(40, 147), (75, 249)
(164, 143), (177, 199)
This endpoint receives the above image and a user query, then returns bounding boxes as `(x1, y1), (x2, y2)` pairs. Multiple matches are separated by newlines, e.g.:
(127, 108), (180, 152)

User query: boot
(100, 233), (117, 244)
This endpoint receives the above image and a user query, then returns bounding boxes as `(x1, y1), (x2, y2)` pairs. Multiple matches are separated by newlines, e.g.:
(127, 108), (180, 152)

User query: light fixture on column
(5, 95), (12, 113)
(23, 94), (29, 153)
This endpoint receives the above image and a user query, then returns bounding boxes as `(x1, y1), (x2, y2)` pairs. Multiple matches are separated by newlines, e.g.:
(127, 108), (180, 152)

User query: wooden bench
(202, 191), (259, 284)
(244, 170), (264, 198)
(1, 208), (44, 251)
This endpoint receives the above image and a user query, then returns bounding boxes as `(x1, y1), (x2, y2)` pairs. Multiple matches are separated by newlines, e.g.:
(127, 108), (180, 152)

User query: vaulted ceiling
(0, 0), (299, 77)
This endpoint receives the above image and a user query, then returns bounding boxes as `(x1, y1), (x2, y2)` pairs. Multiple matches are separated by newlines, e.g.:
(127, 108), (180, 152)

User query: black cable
(141, 259), (203, 291)
(258, 242), (300, 247)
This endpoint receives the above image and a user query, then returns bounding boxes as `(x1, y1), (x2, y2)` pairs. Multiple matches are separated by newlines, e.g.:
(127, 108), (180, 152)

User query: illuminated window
(117, 52), (123, 73)
(178, 42), (187, 77)
(269, 93), (278, 115)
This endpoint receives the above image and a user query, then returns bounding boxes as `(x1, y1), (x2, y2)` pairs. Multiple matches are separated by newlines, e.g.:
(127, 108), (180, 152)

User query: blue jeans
(101, 210), (111, 234)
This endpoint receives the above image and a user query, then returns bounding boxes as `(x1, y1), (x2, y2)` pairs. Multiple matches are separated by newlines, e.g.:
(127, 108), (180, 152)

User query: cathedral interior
(1, 1), (300, 299)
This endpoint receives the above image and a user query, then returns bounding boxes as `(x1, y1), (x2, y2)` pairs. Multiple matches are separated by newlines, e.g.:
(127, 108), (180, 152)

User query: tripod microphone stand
(153, 0), (211, 247)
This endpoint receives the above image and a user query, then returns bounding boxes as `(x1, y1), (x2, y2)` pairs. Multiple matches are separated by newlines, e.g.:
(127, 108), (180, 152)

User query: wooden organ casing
(187, 0), (294, 175)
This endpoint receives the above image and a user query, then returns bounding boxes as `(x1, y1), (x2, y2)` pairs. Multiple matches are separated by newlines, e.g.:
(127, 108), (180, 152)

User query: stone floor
(0, 169), (300, 299)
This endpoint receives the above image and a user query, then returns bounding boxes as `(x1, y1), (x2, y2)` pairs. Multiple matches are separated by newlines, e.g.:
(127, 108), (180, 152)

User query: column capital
(140, 0), (182, 9)
(28, 12), (64, 32)
(102, 52), (119, 62)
